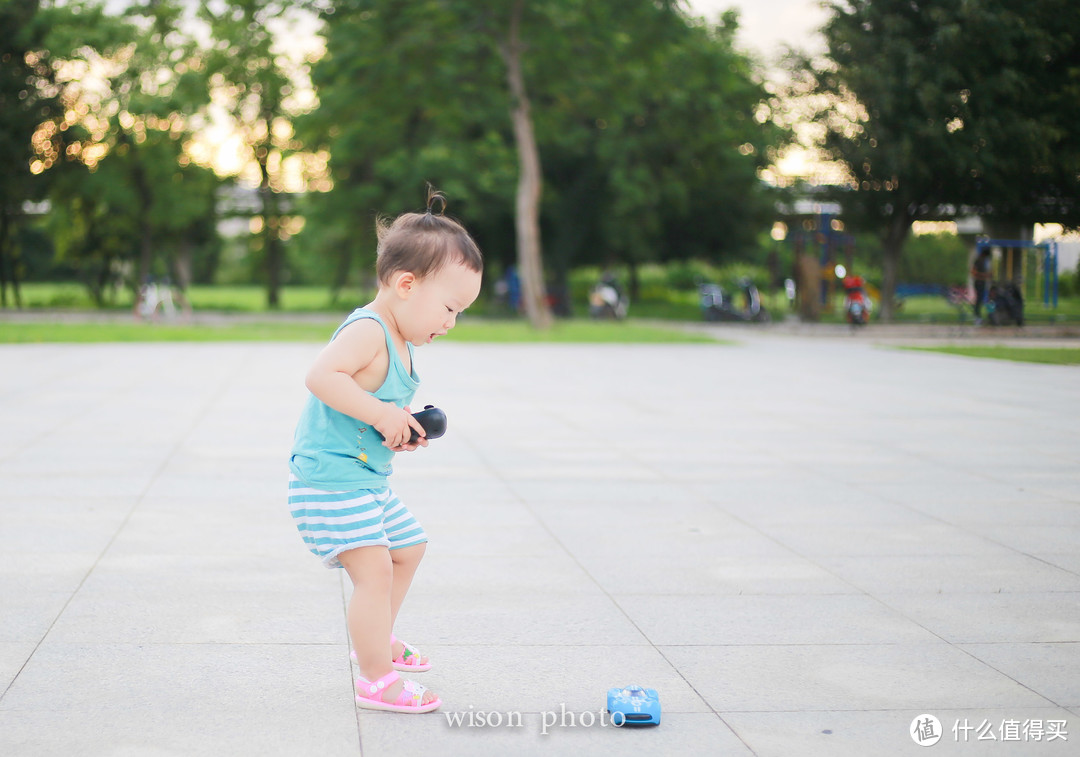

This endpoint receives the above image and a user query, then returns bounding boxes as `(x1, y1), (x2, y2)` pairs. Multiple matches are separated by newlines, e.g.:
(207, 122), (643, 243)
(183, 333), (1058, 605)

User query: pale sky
(685, 0), (828, 62)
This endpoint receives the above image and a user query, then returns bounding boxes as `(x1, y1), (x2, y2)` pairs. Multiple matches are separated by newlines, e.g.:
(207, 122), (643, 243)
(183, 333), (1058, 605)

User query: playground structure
(892, 237), (1062, 320)
(974, 237), (1061, 309)
(783, 206), (869, 320)
(776, 198), (1067, 321)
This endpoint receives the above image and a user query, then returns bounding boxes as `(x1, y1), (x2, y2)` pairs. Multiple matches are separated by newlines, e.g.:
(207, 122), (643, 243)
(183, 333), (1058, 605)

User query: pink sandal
(355, 670), (441, 714)
(391, 634), (432, 672)
(350, 635), (432, 672)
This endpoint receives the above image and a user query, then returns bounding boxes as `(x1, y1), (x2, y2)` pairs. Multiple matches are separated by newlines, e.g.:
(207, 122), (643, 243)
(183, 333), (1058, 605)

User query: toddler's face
(401, 260), (482, 345)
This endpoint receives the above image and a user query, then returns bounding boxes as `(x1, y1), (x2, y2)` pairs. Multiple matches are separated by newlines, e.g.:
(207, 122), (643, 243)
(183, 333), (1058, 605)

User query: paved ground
(1, 326), (1078, 756)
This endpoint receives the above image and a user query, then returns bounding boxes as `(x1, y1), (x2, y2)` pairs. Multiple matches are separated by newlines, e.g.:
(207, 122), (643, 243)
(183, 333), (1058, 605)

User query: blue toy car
(607, 685), (661, 726)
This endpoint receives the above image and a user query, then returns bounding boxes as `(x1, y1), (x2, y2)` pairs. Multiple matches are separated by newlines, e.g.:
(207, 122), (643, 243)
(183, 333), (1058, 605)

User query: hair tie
(425, 183), (447, 215)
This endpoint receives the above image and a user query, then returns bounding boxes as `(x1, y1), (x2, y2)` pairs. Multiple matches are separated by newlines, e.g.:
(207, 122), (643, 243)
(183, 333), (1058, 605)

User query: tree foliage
(199, 0), (310, 308)
(0, 0), (63, 307)
(793, 0), (1080, 319)
(295, 0), (516, 297)
(15, 0), (220, 306)
(6, 0), (783, 315)
(298, 0), (783, 316)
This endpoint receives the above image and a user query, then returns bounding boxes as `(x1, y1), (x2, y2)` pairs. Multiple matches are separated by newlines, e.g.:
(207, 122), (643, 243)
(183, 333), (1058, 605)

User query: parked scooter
(986, 281), (1024, 326)
(842, 275), (872, 326)
(589, 275), (629, 320)
(699, 278), (770, 322)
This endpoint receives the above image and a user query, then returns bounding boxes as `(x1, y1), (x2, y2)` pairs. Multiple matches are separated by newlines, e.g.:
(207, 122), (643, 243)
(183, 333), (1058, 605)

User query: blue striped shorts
(288, 475), (428, 569)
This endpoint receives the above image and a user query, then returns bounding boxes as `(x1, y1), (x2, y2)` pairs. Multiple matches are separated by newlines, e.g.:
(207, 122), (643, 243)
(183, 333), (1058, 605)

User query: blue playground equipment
(975, 238), (1061, 309)
(787, 210), (857, 310)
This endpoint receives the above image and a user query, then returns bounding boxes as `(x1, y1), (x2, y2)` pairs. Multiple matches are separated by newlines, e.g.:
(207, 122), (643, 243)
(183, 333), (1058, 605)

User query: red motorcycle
(842, 275), (872, 325)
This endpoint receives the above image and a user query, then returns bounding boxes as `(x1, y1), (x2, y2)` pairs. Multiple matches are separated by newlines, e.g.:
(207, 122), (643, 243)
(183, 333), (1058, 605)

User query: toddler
(288, 190), (483, 713)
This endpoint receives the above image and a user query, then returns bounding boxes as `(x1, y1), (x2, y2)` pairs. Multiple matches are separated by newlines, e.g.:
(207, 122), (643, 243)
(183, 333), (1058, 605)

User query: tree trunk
(331, 241), (351, 302)
(174, 238), (193, 291)
(258, 152), (283, 309)
(132, 213), (154, 317)
(0, 212), (10, 309)
(879, 208), (913, 323)
(124, 130), (155, 318)
(502, 0), (552, 330)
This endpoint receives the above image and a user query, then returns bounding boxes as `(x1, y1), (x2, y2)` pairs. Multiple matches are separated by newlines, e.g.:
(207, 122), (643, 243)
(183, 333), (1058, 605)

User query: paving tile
(536, 502), (792, 560)
(614, 594), (939, 646)
(0, 497), (135, 558)
(0, 642), (36, 694)
(0, 546), (101, 594)
(576, 552), (859, 596)
(397, 591), (649, 648)
(408, 553), (603, 596)
(2, 335), (1079, 757)
(392, 476), (523, 507)
(0, 642), (358, 756)
(101, 496), (303, 558)
(822, 554), (1080, 594)
(905, 497), (1080, 527)
(504, 478), (675, 507)
(724, 708), (1076, 757)
(46, 553), (346, 645)
(723, 710), (911, 757)
(960, 643), (1080, 707)
(689, 480), (899, 519)
(0, 588), (70, 644)
(1039, 553), (1080, 574)
(422, 522), (570, 558)
(964, 524), (1080, 555)
(0, 472), (154, 499)
(879, 593), (1080, 643)
(357, 711), (751, 757)
(662, 644), (1055, 712)
(377, 643), (709, 714)
(759, 520), (1006, 558)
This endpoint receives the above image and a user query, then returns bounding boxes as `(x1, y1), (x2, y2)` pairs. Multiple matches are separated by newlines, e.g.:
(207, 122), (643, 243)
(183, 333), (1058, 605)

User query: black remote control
(409, 405), (447, 443)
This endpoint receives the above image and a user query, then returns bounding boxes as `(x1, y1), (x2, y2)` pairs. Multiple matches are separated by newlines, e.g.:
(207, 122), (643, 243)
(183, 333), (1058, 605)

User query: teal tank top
(289, 308), (419, 490)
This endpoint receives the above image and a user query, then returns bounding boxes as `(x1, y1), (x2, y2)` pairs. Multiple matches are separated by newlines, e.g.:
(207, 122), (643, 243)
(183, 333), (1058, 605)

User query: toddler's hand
(388, 436), (429, 452)
(393, 406), (430, 451)
(373, 404), (426, 450)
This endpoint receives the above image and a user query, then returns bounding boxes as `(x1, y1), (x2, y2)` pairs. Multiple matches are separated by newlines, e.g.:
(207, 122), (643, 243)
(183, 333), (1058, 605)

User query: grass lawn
(0, 320), (338, 344)
(0, 317), (720, 345)
(900, 345), (1080, 365)
(13, 282), (1080, 323)
(15, 282), (368, 313)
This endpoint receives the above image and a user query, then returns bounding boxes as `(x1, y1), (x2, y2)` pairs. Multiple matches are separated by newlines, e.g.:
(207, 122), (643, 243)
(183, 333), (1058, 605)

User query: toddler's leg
(340, 546), (392, 675)
(339, 546), (437, 706)
(390, 543), (426, 627)
(390, 543), (429, 666)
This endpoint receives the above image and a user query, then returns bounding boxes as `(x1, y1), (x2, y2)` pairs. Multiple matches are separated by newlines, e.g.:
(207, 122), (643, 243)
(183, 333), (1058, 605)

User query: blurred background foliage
(1, 0), (1078, 320)
(2, 0), (784, 311)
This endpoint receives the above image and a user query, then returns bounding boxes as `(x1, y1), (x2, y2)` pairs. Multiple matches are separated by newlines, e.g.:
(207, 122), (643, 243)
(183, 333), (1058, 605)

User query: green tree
(793, 0), (1080, 320)
(30, 0), (215, 307)
(200, 0), (311, 308)
(299, 0), (782, 322)
(505, 2), (780, 312)
(948, 1), (1080, 224)
(540, 7), (781, 289)
(296, 0), (516, 298)
(0, 0), (63, 308)
(899, 232), (968, 286)
(47, 147), (138, 305)
(500, 0), (551, 328)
